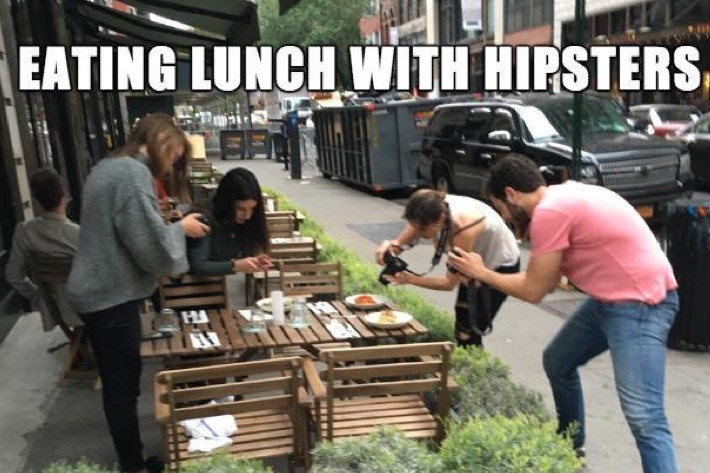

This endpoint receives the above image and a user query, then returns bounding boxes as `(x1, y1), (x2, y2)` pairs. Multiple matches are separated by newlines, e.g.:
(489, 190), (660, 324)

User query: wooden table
(140, 301), (428, 361)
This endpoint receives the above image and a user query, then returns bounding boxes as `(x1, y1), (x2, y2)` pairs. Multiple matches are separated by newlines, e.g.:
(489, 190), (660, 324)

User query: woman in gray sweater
(67, 114), (208, 473)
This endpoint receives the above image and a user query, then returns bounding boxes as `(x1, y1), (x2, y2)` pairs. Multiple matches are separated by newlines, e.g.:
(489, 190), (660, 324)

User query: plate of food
(256, 296), (296, 313)
(363, 310), (413, 329)
(344, 294), (388, 310)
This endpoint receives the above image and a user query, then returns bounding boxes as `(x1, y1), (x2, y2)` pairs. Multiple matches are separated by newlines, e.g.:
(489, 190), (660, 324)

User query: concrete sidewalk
(213, 158), (710, 473)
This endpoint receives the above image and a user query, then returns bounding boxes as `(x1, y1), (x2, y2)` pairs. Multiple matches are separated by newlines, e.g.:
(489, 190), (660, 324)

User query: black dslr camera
(446, 248), (462, 275)
(378, 251), (409, 286)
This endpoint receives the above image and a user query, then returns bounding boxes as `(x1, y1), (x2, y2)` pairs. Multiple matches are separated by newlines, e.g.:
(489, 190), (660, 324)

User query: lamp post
(571, 0), (586, 180)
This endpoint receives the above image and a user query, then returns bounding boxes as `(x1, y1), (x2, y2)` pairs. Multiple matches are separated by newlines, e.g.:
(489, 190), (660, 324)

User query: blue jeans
(543, 291), (678, 473)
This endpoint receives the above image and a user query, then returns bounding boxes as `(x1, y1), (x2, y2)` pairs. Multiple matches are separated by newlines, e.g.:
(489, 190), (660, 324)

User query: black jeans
(80, 300), (144, 473)
(455, 260), (521, 347)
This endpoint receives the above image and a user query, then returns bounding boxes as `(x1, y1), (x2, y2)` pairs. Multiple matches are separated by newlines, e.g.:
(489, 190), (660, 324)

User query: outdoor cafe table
(140, 301), (428, 361)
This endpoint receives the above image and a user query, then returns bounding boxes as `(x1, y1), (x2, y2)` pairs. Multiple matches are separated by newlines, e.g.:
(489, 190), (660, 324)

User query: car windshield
(528, 97), (629, 139)
(291, 99), (312, 111)
(654, 107), (699, 123)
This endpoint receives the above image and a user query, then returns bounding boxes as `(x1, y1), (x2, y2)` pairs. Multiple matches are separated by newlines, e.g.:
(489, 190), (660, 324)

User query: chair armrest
(297, 386), (312, 407)
(302, 358), (326, 400)
(154, 377), (170, 424)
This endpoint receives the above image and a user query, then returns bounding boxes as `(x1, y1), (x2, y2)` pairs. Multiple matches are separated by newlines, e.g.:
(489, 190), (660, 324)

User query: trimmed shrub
(180, 454), (273, 473)
(40, 459), (117, 473)
(440, 416), (582, 473)
(312, 426), (443, 473)
(450, 347), (550, 422)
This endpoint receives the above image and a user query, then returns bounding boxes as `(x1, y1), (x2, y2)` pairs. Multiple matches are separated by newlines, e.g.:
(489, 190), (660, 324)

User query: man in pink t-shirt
(448, 155), (679, 473)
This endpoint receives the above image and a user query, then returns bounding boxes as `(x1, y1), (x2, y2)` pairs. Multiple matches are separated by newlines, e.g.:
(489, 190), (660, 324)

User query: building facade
(554, 0), (710, 106)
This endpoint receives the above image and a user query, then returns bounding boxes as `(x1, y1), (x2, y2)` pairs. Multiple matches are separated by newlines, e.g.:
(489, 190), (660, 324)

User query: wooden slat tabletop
(141, 300), (428, 359)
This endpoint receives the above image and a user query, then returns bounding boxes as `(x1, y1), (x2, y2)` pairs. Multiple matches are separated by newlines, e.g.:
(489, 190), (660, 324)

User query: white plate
(344, 294), (387, 310)
(256, 296), (296, 313)
(363, 311), (413, 329)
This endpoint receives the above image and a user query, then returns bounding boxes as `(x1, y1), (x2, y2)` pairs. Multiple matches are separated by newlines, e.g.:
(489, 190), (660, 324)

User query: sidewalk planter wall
(181, 455), (273, 473)
(440, 416), (582, 473)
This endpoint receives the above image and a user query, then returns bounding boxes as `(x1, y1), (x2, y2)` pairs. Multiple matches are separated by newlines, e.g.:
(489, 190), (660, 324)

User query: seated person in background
(5, 168), (81, 330)
(188, 168), (272, 276)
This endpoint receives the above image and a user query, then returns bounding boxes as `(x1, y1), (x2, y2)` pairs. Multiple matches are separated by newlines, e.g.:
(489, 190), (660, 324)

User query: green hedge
(312, 427), (442, 473)
(440, 416), (582, 473)
(40, 455), (272, 473)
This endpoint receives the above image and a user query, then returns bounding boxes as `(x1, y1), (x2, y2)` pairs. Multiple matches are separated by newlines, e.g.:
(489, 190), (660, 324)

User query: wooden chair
(303, 342), (454, 444)
(266, 210), (305, 231)
(279, 262), (342, 301)
(29, 254), (92, 380)
(159, 275), (228, 311)
(266, 214), (295, 239)
(155, 357), (311, 472)
(246, 239), (320, 305)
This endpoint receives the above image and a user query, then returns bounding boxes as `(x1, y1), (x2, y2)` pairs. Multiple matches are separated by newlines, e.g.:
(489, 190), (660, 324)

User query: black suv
(419, 93), (692, 221)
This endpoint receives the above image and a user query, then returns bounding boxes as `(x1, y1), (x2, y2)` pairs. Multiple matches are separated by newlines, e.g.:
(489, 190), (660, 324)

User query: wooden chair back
(159, 275), (228, 310)
(266, 215), (295, 239)
(269, 238), (318, 264)
(313, 342), (454, 442)
(279, 262), (342, 300)
(155, 357), (307, 471)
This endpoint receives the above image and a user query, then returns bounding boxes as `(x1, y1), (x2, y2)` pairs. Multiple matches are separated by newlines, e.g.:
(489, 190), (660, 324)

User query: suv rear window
(426, 107), (469, 140)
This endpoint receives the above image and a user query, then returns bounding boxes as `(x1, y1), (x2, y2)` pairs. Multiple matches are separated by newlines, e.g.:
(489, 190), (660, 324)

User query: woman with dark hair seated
(188, 168), (272, 276)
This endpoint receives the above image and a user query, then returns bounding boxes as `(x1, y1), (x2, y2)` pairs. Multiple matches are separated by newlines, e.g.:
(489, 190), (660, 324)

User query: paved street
(0, 157), (708, 472)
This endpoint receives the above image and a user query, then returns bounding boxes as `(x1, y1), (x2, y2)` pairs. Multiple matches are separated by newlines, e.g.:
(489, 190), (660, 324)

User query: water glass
(289, 302), (310, 329)
(245, 309), (267, 333)
(155, 308), (179, 332)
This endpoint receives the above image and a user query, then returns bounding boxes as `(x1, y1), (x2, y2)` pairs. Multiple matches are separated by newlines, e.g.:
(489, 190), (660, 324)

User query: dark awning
(71, 0), (259, 47)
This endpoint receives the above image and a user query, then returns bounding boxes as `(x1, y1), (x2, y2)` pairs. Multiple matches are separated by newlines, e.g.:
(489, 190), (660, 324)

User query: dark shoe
(145, 456), (165, 473)
(574, 447), (586, 458)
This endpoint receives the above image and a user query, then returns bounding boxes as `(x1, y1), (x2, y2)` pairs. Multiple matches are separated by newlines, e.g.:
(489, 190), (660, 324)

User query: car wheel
(434, 166), (453, 193)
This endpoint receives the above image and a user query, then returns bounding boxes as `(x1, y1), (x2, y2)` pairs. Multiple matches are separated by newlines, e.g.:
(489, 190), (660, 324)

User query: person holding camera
(446, 155), (679, 471)
(375, 189), (520, 346)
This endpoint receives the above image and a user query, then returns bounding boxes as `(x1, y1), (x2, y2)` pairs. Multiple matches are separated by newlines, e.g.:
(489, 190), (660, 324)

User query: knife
(201, 330), (213, 347)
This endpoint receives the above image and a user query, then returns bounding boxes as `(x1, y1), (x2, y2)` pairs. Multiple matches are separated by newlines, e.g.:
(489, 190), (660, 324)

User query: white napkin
(316, 301), (338, 315)
(181, 401), (237, 453)
(238, 309), (273, 322)
(182, 310), (209, 324)
(325, 320), (358, 339)
(190, 331), (221, 348)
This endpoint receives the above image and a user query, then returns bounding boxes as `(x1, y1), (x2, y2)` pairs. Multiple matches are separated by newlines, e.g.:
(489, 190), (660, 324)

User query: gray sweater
(67, 156), (188, 314)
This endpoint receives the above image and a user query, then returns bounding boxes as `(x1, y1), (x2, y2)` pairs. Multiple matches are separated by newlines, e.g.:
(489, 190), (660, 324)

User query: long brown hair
(111, 113), (191, 201)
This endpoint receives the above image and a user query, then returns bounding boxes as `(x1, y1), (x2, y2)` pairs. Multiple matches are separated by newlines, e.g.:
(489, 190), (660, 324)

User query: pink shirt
(530, 182), (677, 304)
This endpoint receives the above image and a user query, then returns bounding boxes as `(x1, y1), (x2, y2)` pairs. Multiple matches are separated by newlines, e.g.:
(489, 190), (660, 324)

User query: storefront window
(504, 0), (553, 34)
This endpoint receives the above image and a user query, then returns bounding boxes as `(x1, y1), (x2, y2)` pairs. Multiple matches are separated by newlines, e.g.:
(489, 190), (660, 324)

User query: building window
(504, 0), (553, 34)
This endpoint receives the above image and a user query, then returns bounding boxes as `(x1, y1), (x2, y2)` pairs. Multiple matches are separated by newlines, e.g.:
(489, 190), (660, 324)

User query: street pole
(571, 0), (585, 180)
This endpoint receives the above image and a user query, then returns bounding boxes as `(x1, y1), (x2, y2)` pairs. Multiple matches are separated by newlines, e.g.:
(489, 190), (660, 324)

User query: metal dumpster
(666, 202), (710, 352)
(219, 129), (246, 160)
(247, 129), (272, 158)
(313, 98), (448, 192)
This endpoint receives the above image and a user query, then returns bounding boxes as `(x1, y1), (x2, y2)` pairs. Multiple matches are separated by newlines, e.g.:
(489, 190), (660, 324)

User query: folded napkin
(182, 310), (209, 324)
(238, 309), (274, 322)
(189, 331), (221, 348)
(325, 320), (359, 339)
(316, 301), (338, 315)
(181, 401), (238, 453)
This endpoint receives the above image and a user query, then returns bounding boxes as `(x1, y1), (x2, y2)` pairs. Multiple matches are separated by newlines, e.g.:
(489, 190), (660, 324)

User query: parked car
(280, 97), (316, 124)
(629, 104), (701, 138)
(419, 93), (692, 224)
(670, 112), (710, 184)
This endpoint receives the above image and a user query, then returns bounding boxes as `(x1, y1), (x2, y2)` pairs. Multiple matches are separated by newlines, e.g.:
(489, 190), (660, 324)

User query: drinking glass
(289, 302), (310, 329)
(245, 309), (267, 333)
(155, 308), (179, 332)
